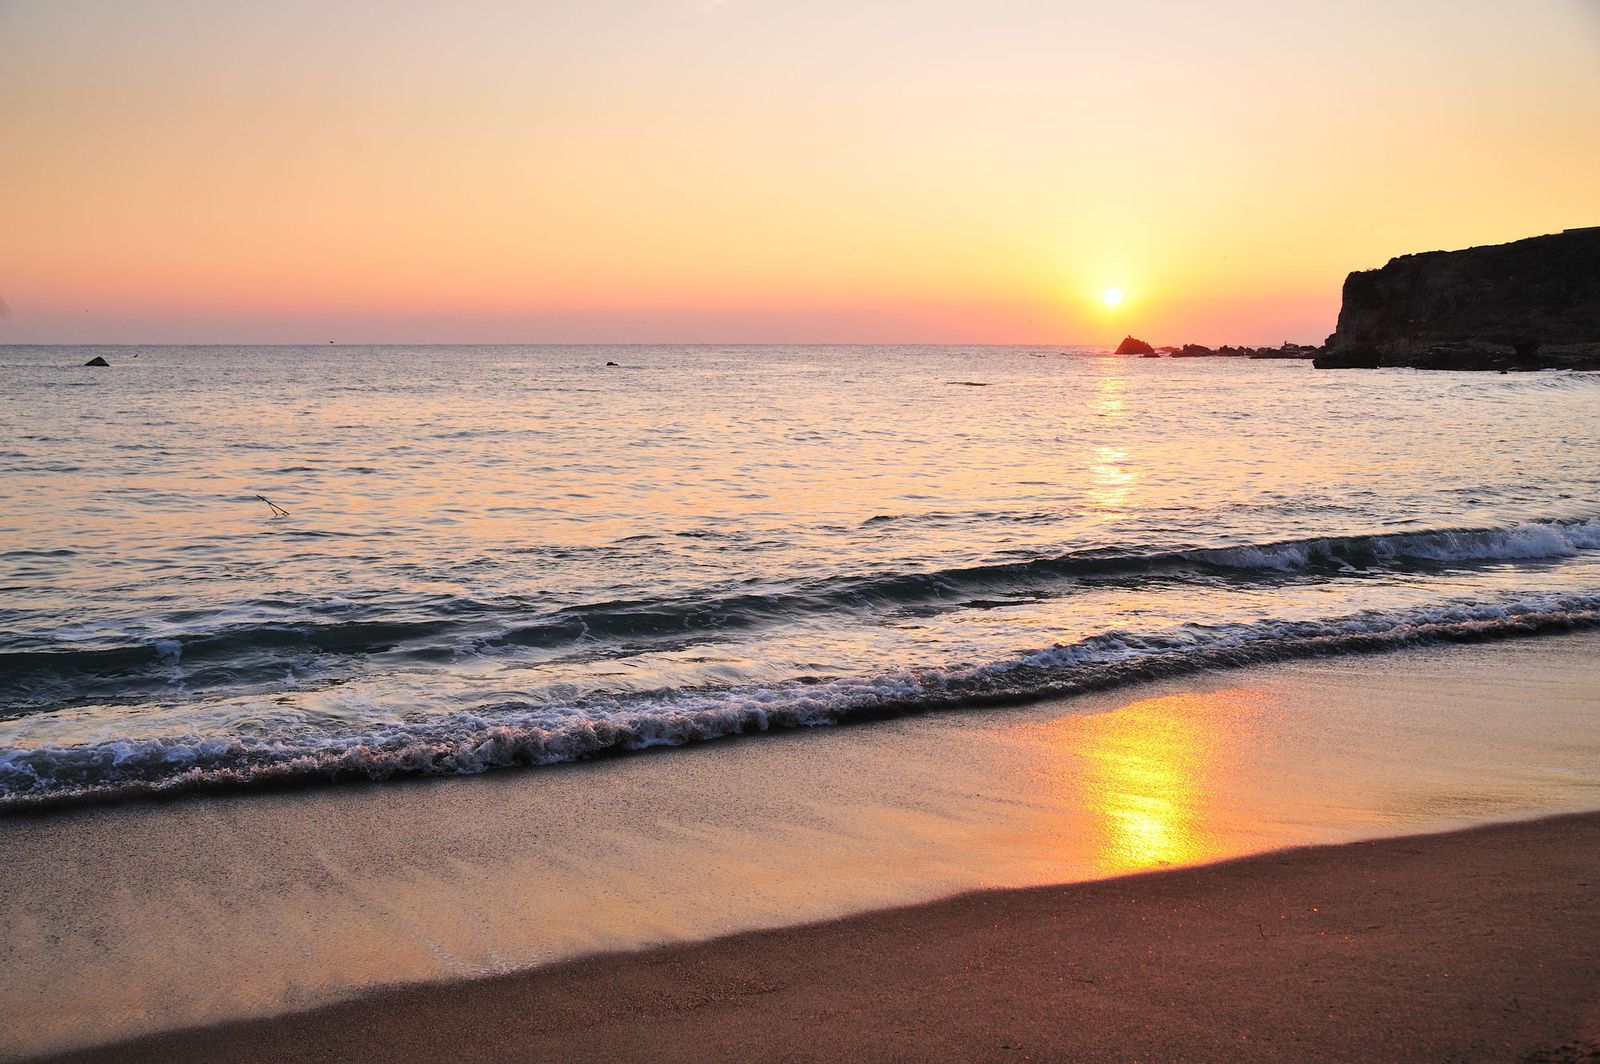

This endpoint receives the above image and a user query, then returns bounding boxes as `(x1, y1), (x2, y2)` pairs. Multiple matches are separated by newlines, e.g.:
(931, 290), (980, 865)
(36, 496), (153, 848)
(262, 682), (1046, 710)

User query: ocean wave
(1180, 517), (1600, 571)
(4, 516), (1599, 704)
(4, 591), (1599, 811)
(820, 515), (1600, 595)
(1496, 370), (1600, 390)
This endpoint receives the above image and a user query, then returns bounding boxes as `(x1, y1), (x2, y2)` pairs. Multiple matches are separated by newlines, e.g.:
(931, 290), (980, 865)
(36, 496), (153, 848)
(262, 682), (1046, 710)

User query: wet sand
(6, 634), (1600, 1059)
(39, 811), (1600, 1064)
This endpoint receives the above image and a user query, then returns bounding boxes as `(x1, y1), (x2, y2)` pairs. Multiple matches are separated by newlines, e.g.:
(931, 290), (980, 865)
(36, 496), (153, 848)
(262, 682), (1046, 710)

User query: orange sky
(2, 0), (1597, 345)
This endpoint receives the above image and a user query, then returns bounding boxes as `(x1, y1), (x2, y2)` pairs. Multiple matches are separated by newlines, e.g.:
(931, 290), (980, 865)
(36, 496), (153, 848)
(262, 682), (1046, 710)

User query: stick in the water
(256, 495), (291, 518)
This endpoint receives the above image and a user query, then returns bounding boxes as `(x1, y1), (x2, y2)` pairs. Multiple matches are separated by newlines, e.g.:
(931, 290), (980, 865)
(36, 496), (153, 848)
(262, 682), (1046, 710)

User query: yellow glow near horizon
(1100, 287), (1125, 308)
(1, 0), (1598, 344)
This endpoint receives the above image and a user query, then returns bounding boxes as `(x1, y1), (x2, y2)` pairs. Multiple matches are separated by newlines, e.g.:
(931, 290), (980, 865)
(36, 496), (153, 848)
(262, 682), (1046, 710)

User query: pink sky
(3, 0), (1597, 345)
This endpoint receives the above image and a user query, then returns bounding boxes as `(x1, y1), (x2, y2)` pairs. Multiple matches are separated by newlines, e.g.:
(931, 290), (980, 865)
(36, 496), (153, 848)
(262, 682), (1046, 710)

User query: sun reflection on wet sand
(1025, 688), (1269, 877)
(1082, 694), (1221, 873)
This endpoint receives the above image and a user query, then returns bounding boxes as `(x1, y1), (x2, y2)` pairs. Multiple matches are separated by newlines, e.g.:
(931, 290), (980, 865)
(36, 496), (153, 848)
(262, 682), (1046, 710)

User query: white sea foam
(5, 590), (1598, 809)
(1184, 517), (1600, 572)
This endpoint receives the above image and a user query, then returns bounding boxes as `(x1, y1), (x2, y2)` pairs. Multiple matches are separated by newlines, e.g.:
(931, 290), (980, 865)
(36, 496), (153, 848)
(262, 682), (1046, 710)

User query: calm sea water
(3, 345), (1599, 807)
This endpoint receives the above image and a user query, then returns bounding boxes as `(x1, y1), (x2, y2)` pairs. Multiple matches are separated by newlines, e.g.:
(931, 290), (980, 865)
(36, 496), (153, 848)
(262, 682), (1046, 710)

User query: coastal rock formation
(1250, 343), (1319, 360)
(83, 356), (109, 367)
(1098, 337), (1320, 361)
(1162, 343), (1317, 359)
(1316, 228), (1600, 370)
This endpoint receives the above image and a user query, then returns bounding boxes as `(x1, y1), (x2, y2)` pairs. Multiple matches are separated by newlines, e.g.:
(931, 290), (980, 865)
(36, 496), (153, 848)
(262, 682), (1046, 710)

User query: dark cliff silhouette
(1316, 228), (1600, 370)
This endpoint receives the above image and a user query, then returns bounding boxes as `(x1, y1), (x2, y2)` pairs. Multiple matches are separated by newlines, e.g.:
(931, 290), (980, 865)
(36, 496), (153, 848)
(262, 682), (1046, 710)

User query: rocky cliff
(1315, 228), (1600, 370)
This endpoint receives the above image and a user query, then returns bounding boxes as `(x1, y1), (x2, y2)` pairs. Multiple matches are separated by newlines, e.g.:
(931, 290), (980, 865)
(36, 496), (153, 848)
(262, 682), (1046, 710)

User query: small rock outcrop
(1161, 342), (1317, 360)
(1249, 343), (1319, 360)
(83, 356), (109, 367)
(1114, 336), (1155, 355)
(1316, 227), (1600, 370)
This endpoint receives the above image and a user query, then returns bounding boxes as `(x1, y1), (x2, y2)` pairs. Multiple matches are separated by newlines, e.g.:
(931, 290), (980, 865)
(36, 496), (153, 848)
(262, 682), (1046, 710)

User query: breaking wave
(5, 590), (1599, 811)
(7, 516), (1600, 698)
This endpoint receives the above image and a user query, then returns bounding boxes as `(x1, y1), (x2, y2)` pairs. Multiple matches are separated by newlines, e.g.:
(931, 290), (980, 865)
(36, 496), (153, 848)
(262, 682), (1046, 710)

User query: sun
(1101, 286), (1125, 307)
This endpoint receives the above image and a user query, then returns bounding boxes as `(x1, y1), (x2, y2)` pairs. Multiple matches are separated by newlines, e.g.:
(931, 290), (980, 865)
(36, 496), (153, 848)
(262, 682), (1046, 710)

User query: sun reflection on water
(1091, 363), (1126, 418)
(1088, 445), (1135, 514)
(1085, 360), (1137, 516)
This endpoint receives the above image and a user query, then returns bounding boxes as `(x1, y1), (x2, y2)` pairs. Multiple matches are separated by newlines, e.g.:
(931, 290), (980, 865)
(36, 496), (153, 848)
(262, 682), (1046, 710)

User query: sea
(3, 344), (1599, 809)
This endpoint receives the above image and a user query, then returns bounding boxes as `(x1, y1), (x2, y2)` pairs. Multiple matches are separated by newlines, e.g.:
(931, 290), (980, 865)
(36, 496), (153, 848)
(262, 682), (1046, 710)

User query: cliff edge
(1315, 228), (1600, 370)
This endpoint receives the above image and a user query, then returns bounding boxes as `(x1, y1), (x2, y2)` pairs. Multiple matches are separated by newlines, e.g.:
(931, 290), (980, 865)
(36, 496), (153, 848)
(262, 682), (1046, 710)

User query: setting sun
(1101, 287), (1125, 308)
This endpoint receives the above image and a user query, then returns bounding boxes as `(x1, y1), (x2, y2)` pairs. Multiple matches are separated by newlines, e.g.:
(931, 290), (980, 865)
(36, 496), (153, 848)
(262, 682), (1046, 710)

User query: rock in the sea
(1317, 227), (1600, 370)
(1249, 343), (1320, 360)
(83, 356), (109, 367)
(1313, 346), (1382, 369)
(1114, 336), (1155, 355)
(1172, 344), (1214, 358)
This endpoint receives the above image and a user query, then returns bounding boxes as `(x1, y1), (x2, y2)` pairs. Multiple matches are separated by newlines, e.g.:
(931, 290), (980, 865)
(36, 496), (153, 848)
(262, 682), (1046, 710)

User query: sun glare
(1101, 287), (1125, 307)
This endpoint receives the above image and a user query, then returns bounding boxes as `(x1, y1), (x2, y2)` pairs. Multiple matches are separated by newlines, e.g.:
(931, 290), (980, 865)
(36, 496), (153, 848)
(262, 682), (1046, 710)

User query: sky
(2, 0), (1598, 345)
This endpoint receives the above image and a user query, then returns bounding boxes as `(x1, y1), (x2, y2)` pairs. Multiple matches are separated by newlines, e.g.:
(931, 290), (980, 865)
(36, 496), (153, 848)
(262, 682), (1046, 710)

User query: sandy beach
(7, 633), (1600, 1061)
(36, 810), (1600, 1064)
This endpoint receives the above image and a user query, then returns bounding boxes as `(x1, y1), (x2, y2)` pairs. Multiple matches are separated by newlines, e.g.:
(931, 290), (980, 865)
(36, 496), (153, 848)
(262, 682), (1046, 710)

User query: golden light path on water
(1084, 358), (1137, 523)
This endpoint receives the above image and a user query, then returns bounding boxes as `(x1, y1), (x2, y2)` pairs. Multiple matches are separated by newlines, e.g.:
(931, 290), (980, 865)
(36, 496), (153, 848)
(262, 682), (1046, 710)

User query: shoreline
(7, 633), (1600, 1059)
(7, 592), (1599, 816)
(36, 810), (1600, 1064)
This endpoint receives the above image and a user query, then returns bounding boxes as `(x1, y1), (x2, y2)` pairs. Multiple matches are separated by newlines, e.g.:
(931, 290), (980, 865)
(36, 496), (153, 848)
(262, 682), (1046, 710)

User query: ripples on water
(3, 345), (1599, 805)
